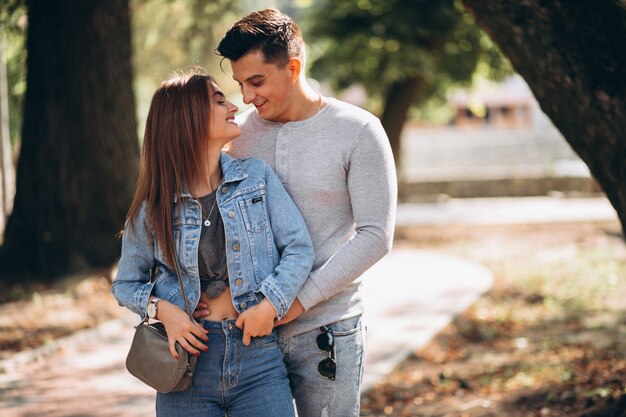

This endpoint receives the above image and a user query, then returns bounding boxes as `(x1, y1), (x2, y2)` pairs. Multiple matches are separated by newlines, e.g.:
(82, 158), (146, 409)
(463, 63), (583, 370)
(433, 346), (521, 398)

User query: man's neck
(270, 82), (323, 123)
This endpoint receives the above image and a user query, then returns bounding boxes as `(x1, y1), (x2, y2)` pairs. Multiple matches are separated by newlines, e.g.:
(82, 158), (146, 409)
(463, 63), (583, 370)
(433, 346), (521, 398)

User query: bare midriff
(198, 286), (239, 321)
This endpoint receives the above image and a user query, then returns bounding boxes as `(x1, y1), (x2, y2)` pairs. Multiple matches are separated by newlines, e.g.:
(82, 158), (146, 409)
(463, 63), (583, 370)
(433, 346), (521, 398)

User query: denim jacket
(112, 153), (314, 321)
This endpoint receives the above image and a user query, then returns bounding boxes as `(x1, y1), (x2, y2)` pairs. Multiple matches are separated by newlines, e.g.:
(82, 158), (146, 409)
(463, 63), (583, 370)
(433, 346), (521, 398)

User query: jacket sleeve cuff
(297, 279), (325, 311)
(256, 281), (286, 320)
(135, 281), (157, 321)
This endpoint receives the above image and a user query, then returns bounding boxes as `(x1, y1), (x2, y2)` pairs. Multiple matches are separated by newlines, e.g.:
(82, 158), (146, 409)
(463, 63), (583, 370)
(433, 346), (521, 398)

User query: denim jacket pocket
(238, 190), (269, 233)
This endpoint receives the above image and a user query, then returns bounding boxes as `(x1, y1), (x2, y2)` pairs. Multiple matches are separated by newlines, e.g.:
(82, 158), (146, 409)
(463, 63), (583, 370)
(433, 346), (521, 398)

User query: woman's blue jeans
(156, 319), (295, 417)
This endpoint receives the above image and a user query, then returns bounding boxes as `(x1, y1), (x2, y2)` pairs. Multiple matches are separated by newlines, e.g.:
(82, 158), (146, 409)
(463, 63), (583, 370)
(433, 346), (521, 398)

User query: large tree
(306, 0), (508, 169)
(0, 0), (139, 281)
(0, 0), (27, 148)
(461, 0), (626, 234)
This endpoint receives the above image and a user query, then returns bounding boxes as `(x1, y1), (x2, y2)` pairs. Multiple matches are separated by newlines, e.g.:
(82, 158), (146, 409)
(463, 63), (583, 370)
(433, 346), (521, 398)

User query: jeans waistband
(200, 319), (241, 334)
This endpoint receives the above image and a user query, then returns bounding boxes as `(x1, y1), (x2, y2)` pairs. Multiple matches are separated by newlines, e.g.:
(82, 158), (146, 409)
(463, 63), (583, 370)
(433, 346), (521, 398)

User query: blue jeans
(156, 320), (295, 417)
(278, 315), (366, 417)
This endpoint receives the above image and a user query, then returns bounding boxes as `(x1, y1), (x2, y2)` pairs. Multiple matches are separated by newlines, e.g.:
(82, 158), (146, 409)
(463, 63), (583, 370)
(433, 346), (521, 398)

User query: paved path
(0, 196), (616, 416)
(0, 248), (493, 417)
(361, 249), (493, 391)
(396, 196), (617, 226)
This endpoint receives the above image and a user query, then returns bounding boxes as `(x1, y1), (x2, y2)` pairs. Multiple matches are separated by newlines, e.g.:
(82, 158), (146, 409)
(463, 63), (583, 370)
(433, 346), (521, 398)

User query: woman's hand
(235, 298), (277, 346)
(156, 299), (209, 359)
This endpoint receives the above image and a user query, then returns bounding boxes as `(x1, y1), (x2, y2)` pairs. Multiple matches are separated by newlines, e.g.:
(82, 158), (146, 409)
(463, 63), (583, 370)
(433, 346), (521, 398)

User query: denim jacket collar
(219, 152), (248, 184)
(174, 152), (248, 202)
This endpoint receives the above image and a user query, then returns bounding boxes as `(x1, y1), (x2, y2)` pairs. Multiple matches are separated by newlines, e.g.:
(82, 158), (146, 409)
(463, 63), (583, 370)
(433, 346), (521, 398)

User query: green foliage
(2, 0), (318, 149)
(131, 0), (242, 82)
(306, 0), (511, 118)
(1, 0), (247, 148)
(131, 0), (244, 135)
(0, 0), (27, 146)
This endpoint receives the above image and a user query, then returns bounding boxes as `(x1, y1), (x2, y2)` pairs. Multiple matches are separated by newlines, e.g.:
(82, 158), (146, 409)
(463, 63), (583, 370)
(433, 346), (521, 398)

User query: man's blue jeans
(278, 315), (366, 417)
(156, 319), (295, 417)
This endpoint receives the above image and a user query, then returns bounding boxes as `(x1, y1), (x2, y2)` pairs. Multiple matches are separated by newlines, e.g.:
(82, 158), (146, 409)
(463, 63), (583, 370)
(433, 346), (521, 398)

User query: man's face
(231, 50), (294, 123)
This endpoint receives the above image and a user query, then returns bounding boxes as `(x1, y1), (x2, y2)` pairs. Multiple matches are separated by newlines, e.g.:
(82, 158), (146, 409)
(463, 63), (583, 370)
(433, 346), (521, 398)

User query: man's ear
(288, 58), (302, 83)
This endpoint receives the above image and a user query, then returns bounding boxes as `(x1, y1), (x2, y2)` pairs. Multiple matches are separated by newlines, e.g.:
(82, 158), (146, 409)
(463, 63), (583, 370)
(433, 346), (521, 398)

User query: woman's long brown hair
(125, 70), (216, 267)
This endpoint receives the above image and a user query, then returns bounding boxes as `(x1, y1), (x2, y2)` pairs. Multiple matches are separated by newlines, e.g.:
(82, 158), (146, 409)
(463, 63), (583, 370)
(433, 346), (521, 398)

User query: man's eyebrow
(233, 74), (265, 83)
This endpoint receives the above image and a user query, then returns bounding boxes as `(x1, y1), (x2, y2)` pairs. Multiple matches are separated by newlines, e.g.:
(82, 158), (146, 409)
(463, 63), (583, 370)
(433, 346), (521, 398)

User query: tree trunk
(0, 0), (138, 281)
(380, 76), (425, 174)
(461, 0), (626, 233)
(0, 36), (15, 231)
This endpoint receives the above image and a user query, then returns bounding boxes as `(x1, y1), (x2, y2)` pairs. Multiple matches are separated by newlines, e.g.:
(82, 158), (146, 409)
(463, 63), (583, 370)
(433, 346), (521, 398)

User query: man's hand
(192, 292), (211, 320)
(235, 298), (277, 345)
(274, 298), (304, 327)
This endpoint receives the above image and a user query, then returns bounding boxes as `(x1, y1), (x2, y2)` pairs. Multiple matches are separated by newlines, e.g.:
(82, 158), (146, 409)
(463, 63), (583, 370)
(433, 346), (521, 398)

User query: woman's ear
(288, 58), (302, 83)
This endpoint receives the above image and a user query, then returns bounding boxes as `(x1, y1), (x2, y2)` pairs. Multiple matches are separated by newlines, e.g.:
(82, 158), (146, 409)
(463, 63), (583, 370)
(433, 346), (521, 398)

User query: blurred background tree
(131, 0), (242, 135)
(461, 0), (626, 240)
(0, 0), (245, 152)
(0, 0), (139, 281)
(0, 0), (26, 149)
(0, 0), (249, 282)
(306, 0), (511, 170)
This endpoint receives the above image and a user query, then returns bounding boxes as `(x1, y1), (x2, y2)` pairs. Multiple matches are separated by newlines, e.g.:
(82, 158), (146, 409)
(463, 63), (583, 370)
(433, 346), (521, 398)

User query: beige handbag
(125, 256), (198, 393)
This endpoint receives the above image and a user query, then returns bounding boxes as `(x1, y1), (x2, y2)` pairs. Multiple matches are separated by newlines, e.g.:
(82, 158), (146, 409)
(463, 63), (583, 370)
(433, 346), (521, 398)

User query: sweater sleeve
(297, 120), (398, 310)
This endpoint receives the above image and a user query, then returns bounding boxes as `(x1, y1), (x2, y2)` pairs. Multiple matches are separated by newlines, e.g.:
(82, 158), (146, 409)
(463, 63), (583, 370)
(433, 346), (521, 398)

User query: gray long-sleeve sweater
(229, 97), (397, 337)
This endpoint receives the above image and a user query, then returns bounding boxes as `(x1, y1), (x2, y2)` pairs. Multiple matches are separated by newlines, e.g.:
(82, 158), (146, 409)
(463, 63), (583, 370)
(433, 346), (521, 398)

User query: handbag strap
(172, 254), (194, 322)
(144, 255), (194, 323)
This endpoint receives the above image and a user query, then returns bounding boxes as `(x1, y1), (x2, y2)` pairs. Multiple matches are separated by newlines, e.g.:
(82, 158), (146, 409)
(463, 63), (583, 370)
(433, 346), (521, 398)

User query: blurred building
(399, 75), (598, 200)
(450, 75), (539, 129)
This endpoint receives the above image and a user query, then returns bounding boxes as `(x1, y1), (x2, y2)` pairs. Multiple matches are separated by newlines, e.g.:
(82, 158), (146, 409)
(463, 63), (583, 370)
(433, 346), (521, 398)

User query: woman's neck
(190, 152), (222, 197)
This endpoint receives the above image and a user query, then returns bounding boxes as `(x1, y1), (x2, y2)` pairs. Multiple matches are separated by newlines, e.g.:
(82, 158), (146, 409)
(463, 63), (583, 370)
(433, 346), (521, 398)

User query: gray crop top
(197, 192), (229, 298)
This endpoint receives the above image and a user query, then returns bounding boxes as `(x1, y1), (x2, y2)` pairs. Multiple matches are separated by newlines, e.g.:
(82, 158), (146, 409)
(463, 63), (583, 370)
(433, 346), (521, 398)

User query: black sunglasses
(316, 326), (336, 380)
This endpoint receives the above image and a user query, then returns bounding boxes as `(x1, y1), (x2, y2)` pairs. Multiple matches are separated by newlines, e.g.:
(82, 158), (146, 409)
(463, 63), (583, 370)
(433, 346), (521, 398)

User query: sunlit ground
(363, 220), (626, 417)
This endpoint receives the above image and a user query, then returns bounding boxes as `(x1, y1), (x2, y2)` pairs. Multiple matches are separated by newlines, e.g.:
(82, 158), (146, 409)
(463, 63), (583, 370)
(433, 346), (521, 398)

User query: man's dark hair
(216, 8), (304, 67)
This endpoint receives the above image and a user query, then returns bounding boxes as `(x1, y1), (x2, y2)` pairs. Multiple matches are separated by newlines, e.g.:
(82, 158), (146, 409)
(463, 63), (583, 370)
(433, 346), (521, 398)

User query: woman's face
(208, 82), (240, 146)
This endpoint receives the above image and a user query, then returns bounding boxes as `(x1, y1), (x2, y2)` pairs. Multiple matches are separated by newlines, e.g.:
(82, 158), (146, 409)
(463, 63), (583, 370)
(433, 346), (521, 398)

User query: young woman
(112, 69), (314, 417)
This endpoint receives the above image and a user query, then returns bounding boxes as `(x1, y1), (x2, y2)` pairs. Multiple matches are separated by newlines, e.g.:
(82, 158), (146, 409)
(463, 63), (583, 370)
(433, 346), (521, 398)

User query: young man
(213, 8), (396, 417)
